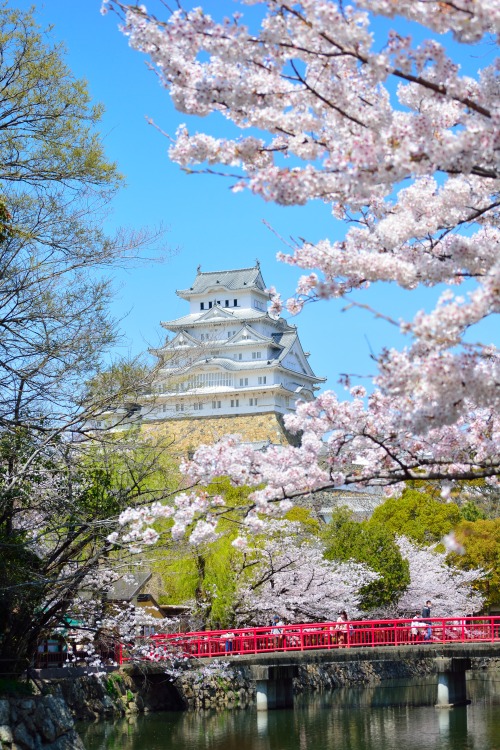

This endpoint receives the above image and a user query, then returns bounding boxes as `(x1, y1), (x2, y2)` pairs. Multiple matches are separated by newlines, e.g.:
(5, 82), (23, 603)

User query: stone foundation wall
(0, 695), (84, 750)
(44, 669), (184, 721)
(293, 655), (437, 693)
(176, 666), (255, 711)
(142, 410), (299, 457)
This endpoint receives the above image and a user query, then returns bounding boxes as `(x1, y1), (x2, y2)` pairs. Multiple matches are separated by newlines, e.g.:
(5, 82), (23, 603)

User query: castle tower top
(176, 265), (268, 301)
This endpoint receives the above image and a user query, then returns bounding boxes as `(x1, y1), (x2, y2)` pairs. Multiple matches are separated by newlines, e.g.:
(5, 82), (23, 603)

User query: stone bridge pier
(435, 657), (471, 708)
(250, 665), (298, 711)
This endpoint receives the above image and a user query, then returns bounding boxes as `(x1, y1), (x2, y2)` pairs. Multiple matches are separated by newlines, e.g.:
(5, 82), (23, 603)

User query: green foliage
(0, 5), (120, 190)
(284, 506), (320, 533)
(460, 500), (487, 522)
(105, 675), (122, 699)
(369, 488), (461, 544)
(322, 508), (410, 610)
(450, 519), (500, 609)
(0, 678), (34, 697)
(156, 478), (264, 628)
(159, 534), (244, 629)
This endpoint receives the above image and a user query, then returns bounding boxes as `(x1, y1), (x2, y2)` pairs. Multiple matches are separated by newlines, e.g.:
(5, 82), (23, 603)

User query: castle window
(193, 402), (204, 411)
(236, 353), (242, 360)
(230, 399), (239, 408)
(252, 351), (262, 359)
(208, 301), (213, 309)
(175, 403), (184, 412)
(225, 300), (229, 307)
(249, 398), (258, 406)
(212, 400), (222, 409)
(233, 299), (238, 307)
(258, 376), (267, 385)
(200, 302), (205, 310)
(239, 378), (248, 387)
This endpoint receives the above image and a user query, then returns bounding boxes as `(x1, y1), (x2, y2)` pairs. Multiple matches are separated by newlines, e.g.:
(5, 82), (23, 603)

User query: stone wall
(142, 410), (299, 458)
(176, 666), (255, 711)
(44, 669), (184, 721)
(44, 665), (255, 718)
(293, 656), (437, 693)
(0, 695), (84, 750)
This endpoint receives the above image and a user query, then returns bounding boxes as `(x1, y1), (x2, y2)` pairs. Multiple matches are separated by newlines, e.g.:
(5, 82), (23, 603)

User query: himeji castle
(139, 264), (325, 451)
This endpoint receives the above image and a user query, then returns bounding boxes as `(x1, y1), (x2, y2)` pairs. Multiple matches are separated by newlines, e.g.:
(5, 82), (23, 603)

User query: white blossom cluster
(388, 536), (486, 617)
(235, 527), (378, 623)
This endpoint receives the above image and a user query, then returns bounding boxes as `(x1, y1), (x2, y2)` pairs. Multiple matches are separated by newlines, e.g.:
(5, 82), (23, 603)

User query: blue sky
(18, 1), (497, 394)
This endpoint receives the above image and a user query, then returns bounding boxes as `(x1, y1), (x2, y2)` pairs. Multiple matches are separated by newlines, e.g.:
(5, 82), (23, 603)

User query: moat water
(79, 674), (500, 750)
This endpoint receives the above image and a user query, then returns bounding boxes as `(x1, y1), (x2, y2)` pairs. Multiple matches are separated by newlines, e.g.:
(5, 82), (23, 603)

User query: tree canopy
(368, 489), (461, 545)
(0, 5), (167, 675)
(322, 508), (410, 611)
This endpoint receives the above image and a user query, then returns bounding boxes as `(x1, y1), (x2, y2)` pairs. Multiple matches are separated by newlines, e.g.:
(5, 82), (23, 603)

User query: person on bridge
(272, 616), (284, 648)
(421, 600), (432, 641)
(411, 613), (427, 641)
(336, 611), (349, 647)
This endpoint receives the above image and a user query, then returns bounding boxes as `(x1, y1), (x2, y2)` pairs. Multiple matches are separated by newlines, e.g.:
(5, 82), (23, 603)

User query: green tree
(450, 519), (500, 610)
(155, 478), (257, 628)
(0, 6), (166, 676)
(0, 6), (118, 189)
(322, 508), (410, 610)
(368, 488), (461, 544)
(459, 500), (487, 523)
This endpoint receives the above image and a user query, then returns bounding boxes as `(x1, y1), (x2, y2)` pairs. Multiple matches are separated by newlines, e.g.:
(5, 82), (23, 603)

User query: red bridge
(118, 615), (500, 664)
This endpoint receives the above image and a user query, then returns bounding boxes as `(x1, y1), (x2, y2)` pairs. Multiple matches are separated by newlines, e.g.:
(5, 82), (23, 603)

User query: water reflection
(80, 676), (500, 750)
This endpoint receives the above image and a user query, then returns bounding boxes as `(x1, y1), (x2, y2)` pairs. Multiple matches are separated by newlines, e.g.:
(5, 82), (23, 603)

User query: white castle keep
(141, 264), (324, 425)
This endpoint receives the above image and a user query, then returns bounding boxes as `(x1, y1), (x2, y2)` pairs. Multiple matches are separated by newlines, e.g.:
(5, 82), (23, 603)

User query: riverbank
(2, 651), (499, 747)
(37, 650), (500, 716)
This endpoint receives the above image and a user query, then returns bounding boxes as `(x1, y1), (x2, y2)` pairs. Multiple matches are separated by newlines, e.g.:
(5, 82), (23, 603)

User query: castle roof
(176, 265), (268, 299)
(161, 306), (284, 330)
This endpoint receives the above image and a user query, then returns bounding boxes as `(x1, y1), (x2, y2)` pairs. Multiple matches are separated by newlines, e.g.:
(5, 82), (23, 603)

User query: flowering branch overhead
(103, 1), (499, 533)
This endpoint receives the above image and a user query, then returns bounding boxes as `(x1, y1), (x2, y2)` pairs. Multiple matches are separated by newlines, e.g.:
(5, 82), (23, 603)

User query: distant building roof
(106, 569), (152, 602)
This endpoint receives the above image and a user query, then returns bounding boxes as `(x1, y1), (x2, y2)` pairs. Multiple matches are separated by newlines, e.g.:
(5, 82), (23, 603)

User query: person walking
(421, 600), (432, 641)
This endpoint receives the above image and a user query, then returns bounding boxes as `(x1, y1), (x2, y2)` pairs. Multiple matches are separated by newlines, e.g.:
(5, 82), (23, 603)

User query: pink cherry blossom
(104, 0), (500, 535)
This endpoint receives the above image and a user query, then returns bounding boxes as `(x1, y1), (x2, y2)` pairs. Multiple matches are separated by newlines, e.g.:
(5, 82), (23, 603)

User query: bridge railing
(117, 615), (500, 664)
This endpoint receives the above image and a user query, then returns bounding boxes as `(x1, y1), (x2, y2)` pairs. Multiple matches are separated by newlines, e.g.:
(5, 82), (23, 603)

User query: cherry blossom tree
(381, 536), (485, 618)
(106, 1), (499, 540)
(233, 523), (378, 624)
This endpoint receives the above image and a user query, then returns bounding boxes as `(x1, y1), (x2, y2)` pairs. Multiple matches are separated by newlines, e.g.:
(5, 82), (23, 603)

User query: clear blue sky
(17, 1), (496, 393)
